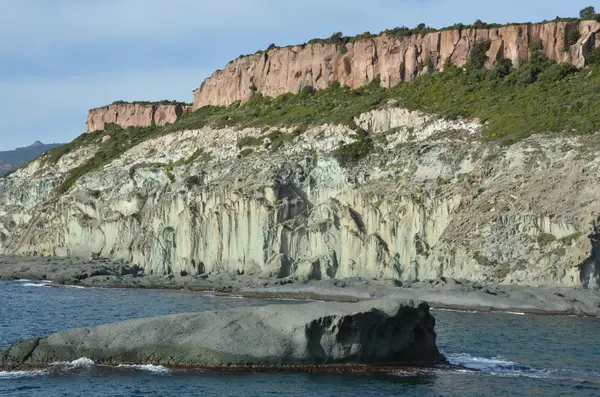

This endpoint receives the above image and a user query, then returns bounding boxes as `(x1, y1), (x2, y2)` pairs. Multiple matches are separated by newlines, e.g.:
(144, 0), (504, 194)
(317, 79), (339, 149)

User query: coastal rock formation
(0, 106), (599, 289)
(86, 103), (187, 132)
(0, 299), (444, 368)
(193, 20), (600, 107)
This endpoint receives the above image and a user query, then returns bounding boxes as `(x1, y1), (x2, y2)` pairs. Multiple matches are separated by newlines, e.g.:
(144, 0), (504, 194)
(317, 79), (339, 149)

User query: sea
(0, 279), (598, 397)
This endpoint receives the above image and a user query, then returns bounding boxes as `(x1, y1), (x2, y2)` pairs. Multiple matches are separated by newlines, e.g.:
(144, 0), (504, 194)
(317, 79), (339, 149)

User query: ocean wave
(50, 357), (95, 368)
(59, 285), (86, 289)
(117, 364), (170, 373)
(21, 282), (51, 288)
(494, 311), (527, 316)
(431, 308), (480, 314)
(0, 370), (47, 379)
(447, 353), (546, 376)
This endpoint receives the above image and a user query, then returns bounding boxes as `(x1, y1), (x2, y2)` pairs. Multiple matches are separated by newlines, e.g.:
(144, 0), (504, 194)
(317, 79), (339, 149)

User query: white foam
(61, 285), (86, 289)
(432, 308), (480, 314)
(21, 282), (51, 287)
(51, 357), (95, 367)
(496, 311), (527, 316)
(117, 364), (170, 373)
(447, 353), (547, 377)
(69, 357), (95, 367)
(0, 370), (47, 379)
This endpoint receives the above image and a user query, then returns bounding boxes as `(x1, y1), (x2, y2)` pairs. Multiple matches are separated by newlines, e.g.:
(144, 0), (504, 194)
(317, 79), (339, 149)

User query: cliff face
(86, 103), (186, 132)
(193, 20), (600, 108)
(1, 107), (599, 290)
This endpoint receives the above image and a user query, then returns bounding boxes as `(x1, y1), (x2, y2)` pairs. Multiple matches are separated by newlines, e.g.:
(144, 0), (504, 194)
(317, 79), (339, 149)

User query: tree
(467, 40), (492, 69)
(473, 19), (488, 29)
(329, 32), (344, 43)
(579, 6), (596, 20)
(489, 58), (513, 79)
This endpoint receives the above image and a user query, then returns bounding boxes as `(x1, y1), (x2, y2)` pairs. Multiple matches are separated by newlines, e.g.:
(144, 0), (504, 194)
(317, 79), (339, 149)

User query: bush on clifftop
(579, 6), (596, 20)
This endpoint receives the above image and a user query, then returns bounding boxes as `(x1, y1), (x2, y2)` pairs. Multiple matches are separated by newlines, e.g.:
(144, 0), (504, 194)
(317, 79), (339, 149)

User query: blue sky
(0, 0), (594, 150)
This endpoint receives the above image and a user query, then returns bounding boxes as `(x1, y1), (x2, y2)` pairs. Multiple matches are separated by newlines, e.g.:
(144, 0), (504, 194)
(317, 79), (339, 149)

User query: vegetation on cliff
(35, 5), (600, 191)
(110, 100), (192, 106)
(246, 6), (598, 56)
(173, 42), (600, 144)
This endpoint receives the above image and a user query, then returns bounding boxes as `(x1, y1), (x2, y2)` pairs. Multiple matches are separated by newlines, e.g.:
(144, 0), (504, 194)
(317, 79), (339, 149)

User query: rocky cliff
(86, 103), (187, 132)
(193, 20), (600, 107)
(1, 106), (599, 289)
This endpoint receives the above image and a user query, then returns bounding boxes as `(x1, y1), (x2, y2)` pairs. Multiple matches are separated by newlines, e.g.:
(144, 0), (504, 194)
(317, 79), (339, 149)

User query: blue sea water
(1, 280), (599, 396)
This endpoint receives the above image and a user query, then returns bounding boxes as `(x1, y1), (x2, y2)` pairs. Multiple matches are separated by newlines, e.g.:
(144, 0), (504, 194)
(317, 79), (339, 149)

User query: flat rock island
(0, 299), (444, 370)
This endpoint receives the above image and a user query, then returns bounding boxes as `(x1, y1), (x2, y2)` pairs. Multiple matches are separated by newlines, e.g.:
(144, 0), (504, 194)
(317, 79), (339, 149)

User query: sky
(0, 0), (595, 150)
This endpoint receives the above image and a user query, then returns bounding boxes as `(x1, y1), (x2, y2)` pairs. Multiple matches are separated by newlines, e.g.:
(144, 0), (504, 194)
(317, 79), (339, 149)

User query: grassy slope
(39, 46), (600, 193)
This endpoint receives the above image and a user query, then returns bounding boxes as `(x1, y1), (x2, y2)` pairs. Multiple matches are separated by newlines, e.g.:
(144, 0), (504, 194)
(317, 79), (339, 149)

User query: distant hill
(0, 141), (63, 175)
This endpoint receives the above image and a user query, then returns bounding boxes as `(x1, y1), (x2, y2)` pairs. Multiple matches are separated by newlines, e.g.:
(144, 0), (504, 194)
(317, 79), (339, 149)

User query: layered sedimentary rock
(1, 107), (599, 289)
(193, 20), (600, 107)
(86, 103), (186, 132)
(0, 299), (444, 368)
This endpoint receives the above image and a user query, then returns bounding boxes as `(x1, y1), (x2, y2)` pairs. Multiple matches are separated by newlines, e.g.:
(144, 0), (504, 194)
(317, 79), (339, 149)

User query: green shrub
(383, 23), (435, 39)
(165, 171), (176, 183)
(580, 6), (596, 20)
(489, 58), (513, 79)
(538, 233), (556, 246)
(110, 100), (189, 106)
(349, 31), (377, 44)
(540, 62), (577, 81)
(467, 40), (491, 69)
(237, 136), (263, 148)
(530, 40), (546, 64)
(566, 29), (581, 50)
(472, 19), (496, 29)
(510, 63), (538, 85)
(330, 32), (344, 43)
(185, 149), (206, 164)
(586, 47), (600, 64)
(184, 175), (201, 188)
(239, 148), (254, 158)
(333, 136), (374, 166)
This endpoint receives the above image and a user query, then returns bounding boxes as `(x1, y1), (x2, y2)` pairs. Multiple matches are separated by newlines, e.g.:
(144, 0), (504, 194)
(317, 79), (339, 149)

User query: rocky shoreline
(2, 256), (600, 316)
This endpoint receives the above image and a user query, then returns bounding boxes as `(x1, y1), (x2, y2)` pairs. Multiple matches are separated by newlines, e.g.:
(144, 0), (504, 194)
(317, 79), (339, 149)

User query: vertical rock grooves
(193, 21), (600, 108)
(86, 103), (187, 133)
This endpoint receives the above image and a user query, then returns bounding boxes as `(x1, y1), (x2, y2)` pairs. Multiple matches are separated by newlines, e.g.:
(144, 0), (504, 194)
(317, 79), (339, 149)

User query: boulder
(0, 299), (444, 369)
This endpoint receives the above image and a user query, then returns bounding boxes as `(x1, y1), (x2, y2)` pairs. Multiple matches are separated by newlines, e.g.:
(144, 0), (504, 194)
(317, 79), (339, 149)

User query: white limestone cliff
(0, 106), (598, 289)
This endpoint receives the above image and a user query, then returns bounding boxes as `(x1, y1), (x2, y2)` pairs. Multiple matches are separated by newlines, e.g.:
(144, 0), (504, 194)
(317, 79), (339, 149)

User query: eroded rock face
(193, 21), (600, 108)
(86, 103), (185, 132)
(0, 299), (444, 368)
(1, 107), (599, 289)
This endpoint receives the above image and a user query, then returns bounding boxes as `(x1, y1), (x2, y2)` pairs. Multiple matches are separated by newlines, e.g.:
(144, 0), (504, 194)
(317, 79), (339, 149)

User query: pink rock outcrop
(193, 21), (600, 108)
(86, 103), (186, 132)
